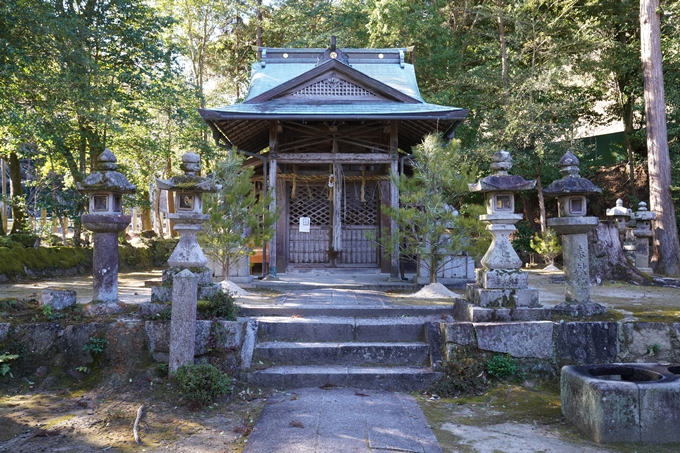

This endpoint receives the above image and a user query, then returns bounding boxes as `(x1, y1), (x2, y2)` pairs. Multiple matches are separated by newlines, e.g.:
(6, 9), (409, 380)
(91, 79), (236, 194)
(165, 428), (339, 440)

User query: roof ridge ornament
(320, 35), (349, 65)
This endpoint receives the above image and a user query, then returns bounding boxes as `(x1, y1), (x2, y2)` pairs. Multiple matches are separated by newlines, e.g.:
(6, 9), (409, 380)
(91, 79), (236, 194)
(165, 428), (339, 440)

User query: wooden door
(338, 181), (379, 266)
(288, 184), (331, 265)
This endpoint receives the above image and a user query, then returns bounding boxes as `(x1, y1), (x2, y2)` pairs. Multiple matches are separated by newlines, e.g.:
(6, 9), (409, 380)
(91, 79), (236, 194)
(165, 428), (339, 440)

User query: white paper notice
(299, 217), (310, 232)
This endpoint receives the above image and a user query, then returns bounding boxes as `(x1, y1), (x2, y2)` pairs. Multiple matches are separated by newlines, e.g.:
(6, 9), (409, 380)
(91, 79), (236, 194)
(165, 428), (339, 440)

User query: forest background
(1, 0), (679, 273)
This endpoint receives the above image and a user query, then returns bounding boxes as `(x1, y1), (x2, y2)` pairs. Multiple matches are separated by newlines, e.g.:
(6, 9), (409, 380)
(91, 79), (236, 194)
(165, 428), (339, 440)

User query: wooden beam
(276, 153), (394, 164)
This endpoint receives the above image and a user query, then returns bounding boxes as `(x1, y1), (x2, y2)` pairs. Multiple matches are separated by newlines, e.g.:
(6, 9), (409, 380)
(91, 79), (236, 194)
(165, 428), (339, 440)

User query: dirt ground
(0, 378), (267, 452)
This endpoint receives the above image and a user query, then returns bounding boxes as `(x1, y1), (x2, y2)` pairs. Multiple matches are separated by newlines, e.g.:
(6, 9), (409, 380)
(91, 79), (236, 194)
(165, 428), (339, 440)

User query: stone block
(620, 322), (672, 362)
(556, 322), (618, 364)
(197, 283), (220, 300)
(145, 320), (170, 353)
(162, 266), (213, 287)
(214, 321), (242, 349)
(474, 321), (553, 358)
(639, 376), (680, 443)
(425, 322), (445, 370)
(0, 323), (9, 343)
(476, 269), (528, 289)
(40, 288), (77, 310)
(151, 286), (171, 303)
(12, 323), (63, 354)
(138, 303), (168, 318)
(355, 319), (424, 342)
(454, 299), (550, 322)
(62, 323), (107, 365)
(561, 365), (640, 443)
(441, 322), (476, 345)
(467, 285), (539, 308)
(562, 363), (680, 444)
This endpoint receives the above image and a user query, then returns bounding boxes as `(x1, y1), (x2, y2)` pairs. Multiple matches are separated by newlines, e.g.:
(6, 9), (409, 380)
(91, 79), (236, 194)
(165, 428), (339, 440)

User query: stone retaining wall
(0, 319), (244, 388)
(440, 320), (680, 374)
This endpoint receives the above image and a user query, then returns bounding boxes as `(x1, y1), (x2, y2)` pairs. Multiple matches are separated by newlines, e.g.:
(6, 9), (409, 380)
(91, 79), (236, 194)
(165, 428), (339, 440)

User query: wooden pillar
(389, 121), (400, 279)
(267, 121), (279, 279)
(332, 161), (343, 263)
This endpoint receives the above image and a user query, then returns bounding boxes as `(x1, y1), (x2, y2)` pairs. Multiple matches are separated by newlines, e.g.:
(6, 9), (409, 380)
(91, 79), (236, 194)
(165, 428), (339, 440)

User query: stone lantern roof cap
(156, 152), (217, 193)
(633, 201), (657, 221)
(543, 151), (601, 197)
(77, 149), (136, 194)
(468, 150), (536, 193)
(606, 199), (632, 217)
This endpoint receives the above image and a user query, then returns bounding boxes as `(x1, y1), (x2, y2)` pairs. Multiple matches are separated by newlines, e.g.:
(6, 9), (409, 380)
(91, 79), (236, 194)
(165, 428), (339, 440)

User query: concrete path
(242, 387), (441, 453)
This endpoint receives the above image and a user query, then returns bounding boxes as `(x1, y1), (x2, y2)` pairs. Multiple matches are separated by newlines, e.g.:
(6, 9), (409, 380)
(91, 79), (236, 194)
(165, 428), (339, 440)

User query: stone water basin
(561, 363), (680, 444)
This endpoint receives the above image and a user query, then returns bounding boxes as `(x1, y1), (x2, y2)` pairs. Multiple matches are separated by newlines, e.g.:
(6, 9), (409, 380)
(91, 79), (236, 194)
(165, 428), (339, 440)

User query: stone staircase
(240, 302), (453, 391)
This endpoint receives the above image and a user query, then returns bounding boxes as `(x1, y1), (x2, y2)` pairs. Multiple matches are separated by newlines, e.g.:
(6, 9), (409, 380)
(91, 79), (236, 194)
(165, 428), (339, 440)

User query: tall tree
(640, 0), (680, 275)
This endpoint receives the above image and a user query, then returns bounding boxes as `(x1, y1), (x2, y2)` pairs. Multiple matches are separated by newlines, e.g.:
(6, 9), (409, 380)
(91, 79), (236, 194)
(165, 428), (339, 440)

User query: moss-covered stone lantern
(466, 150), (539, 308)
(632, 201), (656, 274)
(156, 152), (217, 269)
(77, 149), (136, 303)
(543, 151), (604, 316)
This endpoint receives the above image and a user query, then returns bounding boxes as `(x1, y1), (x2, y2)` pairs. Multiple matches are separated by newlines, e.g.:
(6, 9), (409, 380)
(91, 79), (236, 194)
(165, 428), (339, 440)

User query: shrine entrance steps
(239, 289), (453, 391)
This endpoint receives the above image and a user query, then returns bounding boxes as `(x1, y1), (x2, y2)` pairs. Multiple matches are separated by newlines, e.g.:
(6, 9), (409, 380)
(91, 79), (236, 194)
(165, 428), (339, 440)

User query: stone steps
(244, 310), (443, 391)
(256, 316), (428, 342)
(238, 304), (456, 318)
(247, 365), (442, 392)
(253, 341), (430, 366)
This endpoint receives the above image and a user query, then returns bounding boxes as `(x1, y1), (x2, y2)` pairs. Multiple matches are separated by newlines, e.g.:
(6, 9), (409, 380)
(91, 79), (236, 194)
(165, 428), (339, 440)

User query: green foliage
(0, 352), (20, 378)
(83, 337), (108, 355)
(41, 304), (53, 321)
(429, 348), (487, 397)
(174, 363), (231, 408)
(199, 153), (277, 279)
(530, 228), (562, 267)
(485, 354), (526, 382)
(200, 290), (238, 321)
(380, 135), (487, 283)
(0, 245), (91, 279)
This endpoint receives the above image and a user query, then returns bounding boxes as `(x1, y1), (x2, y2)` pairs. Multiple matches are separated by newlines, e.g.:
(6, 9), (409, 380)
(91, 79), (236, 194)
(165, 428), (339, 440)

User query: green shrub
(83, 336), (108, 355)
(143, 237), (179, 267)
(174, 363), (231, 407)
(202, 290), (238, 320)
(485, 354), (524, 381)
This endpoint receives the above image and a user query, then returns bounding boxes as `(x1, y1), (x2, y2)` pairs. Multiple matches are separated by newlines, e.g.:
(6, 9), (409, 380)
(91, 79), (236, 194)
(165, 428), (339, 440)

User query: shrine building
(199, 39), (469, 279)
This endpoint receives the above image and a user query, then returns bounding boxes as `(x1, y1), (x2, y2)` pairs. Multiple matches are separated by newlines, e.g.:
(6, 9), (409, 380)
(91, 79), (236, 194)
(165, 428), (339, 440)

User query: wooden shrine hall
(199, 39), (469, 278)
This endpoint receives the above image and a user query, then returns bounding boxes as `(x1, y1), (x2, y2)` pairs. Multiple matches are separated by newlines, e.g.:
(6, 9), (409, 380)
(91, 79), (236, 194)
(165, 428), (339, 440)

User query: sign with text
(299, 217), (310, 232)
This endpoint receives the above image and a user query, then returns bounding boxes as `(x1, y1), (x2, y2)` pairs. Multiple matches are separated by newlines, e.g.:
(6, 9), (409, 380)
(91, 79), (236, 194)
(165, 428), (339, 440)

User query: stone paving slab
(273, 289), (392, 306)
(242, 387), (441, 453)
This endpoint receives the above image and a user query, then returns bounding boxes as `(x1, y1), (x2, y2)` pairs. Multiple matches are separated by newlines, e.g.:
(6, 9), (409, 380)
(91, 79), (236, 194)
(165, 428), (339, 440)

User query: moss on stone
(0, 245), (92, 279)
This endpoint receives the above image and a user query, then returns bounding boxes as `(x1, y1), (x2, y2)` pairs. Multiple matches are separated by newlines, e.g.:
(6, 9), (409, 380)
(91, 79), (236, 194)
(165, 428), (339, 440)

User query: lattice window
(289, 185), (330, 226)
(343, 182), (379, 226)
(289, 77), (377, 98)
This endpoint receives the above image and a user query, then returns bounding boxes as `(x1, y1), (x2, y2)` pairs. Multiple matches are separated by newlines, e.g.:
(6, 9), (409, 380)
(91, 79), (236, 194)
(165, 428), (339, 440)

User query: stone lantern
(78, 149), (136, 303)
(466, 150), (539, 308)
(632, 201), (656, 274)
(605, 199), (632, 244)
(155, 152), (217, 269)
(543, 151), (604, 316)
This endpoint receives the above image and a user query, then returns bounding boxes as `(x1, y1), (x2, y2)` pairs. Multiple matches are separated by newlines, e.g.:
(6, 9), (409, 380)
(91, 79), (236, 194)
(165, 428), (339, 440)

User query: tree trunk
(140, 190), (153, 231)
(9, 151), (27, 234)
(640, 0), (680, 276)
(536, 176), (546, 233)
(497, 0), (508, 100)
(589, 221), (649, 284)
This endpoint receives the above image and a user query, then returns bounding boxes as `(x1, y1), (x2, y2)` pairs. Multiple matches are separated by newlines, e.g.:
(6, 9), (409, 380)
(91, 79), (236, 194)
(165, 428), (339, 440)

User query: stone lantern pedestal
(544, 151), (605, 317)
(464, 151), (540, 312)
(77, 149), (136, 304)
